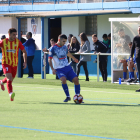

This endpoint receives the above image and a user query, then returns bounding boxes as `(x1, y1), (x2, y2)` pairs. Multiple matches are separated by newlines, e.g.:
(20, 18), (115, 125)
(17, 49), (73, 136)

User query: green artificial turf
(0, 74), (140, 140)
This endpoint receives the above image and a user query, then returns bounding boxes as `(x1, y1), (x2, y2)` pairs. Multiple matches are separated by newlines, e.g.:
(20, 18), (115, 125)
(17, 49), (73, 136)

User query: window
(85, 16), (97, 35)
(21, 18), (27, 35)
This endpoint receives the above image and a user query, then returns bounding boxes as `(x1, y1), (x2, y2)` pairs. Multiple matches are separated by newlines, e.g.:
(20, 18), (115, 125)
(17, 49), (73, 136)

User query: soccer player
(0, 28), (27, 101)
(47, 34), (80, 102)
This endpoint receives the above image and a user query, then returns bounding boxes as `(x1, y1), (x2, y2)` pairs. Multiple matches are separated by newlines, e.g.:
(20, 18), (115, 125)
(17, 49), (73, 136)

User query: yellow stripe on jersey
(2, 39), (8, 65)
(8, 41), (12, 66)
(15, 38), (19, 66)
(12, 41), (15, 67)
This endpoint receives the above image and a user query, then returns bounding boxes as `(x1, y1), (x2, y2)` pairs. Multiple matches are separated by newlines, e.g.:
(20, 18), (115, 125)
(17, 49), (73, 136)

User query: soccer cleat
(133, 79), (139, 83)
(63, 97), (71, 102)
(10, 92), (15, 101)
(126, 78), (135, 83)
(0, 80), (5, 91)
(136, 89), (140, 92)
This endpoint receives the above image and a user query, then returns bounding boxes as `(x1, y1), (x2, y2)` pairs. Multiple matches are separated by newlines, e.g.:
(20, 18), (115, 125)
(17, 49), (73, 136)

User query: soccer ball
(73, 94), (83, 104)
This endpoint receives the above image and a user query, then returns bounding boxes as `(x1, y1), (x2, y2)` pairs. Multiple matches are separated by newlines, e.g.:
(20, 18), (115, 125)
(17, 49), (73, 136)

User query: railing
(43, 52), (111, 82)
(0, 0), (139, 5)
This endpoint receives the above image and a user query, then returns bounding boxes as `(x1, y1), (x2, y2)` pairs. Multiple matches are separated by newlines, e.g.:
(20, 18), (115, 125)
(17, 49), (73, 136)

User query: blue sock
(123, 72), (127, 79)
(129, 72), (131, 79)
(136, 72), (139, 79)
(74, 84), (80, 95)
(131, 72), (134, 79)
(62, 84), (70, 97)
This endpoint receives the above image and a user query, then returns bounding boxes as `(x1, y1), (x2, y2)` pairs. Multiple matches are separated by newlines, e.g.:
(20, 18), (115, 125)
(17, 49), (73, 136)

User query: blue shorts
(56, 65), (77, 82)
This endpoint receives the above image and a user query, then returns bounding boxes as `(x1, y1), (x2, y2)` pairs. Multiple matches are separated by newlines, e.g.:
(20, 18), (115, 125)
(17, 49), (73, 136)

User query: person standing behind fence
(23, 32), (35, 79)
(77, 32), (91, 81)
(20, 31), (26, 78)
(92, 34), (108, 82)
(69, 36), (80, 73)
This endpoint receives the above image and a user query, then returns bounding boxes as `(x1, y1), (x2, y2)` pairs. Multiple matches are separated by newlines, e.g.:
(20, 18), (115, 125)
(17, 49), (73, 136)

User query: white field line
(13, 85), (140, 96)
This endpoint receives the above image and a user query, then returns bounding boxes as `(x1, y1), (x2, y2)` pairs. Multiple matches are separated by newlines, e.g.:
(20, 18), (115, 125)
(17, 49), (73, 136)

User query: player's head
(26, 32), (32, 39)
(129, 42), (132, 49)
(1, 35), (6, 40)
(50, 38), (55, 46)
(108, 33), (111, 40)
(118, 29), (125, 37)
(92, 34), (98, 43)
(8, 28), (17, 41)
(138, 26), (140, 35)
(102, 34), (108, 41)
(58, 34), (67, 46)
(68, 34), (73, 43)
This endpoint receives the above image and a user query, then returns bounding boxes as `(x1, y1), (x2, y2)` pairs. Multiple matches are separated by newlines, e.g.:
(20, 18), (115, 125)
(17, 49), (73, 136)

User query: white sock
(0, 80), (4, 85)
(9, 92), (13, 97)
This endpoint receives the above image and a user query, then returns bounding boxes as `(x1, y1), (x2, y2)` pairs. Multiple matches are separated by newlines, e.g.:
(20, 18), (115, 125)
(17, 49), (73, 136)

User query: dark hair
(119, 29), (124, 32)
(92, 34), (97, 37)
(50, 38), (54, 41)
(129, 42), (132, 45)
(27, 32), (32, 38)
(58, 34), (67, 40)
(108, 33), (111, 37)
(69, 34), (73, 38)
(1, 35), (6, 40)
(102, 34), (107, 38)
(80, 32), (89, 46)
(8, 28), (17, 34)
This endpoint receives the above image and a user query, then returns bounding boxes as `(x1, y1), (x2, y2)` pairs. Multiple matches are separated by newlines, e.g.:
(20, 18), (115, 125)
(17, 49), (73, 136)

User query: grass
(0, 74), (140, 140)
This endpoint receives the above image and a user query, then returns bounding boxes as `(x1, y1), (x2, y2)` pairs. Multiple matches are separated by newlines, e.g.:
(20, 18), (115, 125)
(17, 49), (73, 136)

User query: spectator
(118, 42), (135, 82)
(0, 35), (6, 76)
(67, 34), (73, 49)
(107, 33), (111, 53)
(23, 32), (35, 79)
(116, 29), (131, 54)
(20, 31), (26, 78)
(102, 34), (109, 47)
(92, 34), (108, 82)
(69, 36), (80, 73)
(77, 32), (91, 81)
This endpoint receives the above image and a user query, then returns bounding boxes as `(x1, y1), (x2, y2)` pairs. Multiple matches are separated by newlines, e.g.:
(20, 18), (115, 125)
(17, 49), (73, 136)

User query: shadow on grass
(18, 101), (140, 107)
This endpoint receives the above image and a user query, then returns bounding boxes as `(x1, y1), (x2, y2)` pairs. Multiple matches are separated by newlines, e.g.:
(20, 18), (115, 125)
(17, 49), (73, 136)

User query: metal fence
(0, 0), (139, 5)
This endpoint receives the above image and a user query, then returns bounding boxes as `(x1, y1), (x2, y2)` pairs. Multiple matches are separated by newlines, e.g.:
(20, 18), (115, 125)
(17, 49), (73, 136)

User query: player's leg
(101, 59), (107, 82)
(126, 61), (135, 82)
(120, 59), (127, 81)
(0, 65), (8, 91)
(134, 63), (139, 83)
(60, 76), (71, 102)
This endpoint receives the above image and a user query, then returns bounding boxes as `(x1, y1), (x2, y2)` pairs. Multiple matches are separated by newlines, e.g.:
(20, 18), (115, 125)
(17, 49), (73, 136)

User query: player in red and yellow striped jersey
(0, 28), (27, 101)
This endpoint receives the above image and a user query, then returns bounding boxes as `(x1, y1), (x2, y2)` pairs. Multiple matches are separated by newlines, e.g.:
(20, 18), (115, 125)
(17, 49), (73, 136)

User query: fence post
(97, 54), (99, 82)
(41, 17), (45, 79)
(17, 18), (21, 78)
(8, 0), (10, 6)
(32, 0), (34, 5)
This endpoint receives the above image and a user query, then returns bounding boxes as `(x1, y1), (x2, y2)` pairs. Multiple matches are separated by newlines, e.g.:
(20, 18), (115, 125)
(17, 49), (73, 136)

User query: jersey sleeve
(0, 40), (3, 48)
(48, 47), (54, 59)
(19, 41), (25, 51)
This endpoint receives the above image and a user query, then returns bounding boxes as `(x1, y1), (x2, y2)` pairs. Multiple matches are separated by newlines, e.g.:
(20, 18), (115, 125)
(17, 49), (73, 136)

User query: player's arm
(48, 58), (56, 75)
(130, 38), (135, 62)
(22, 49), (27, 69)
(67, 52), (78, 63)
